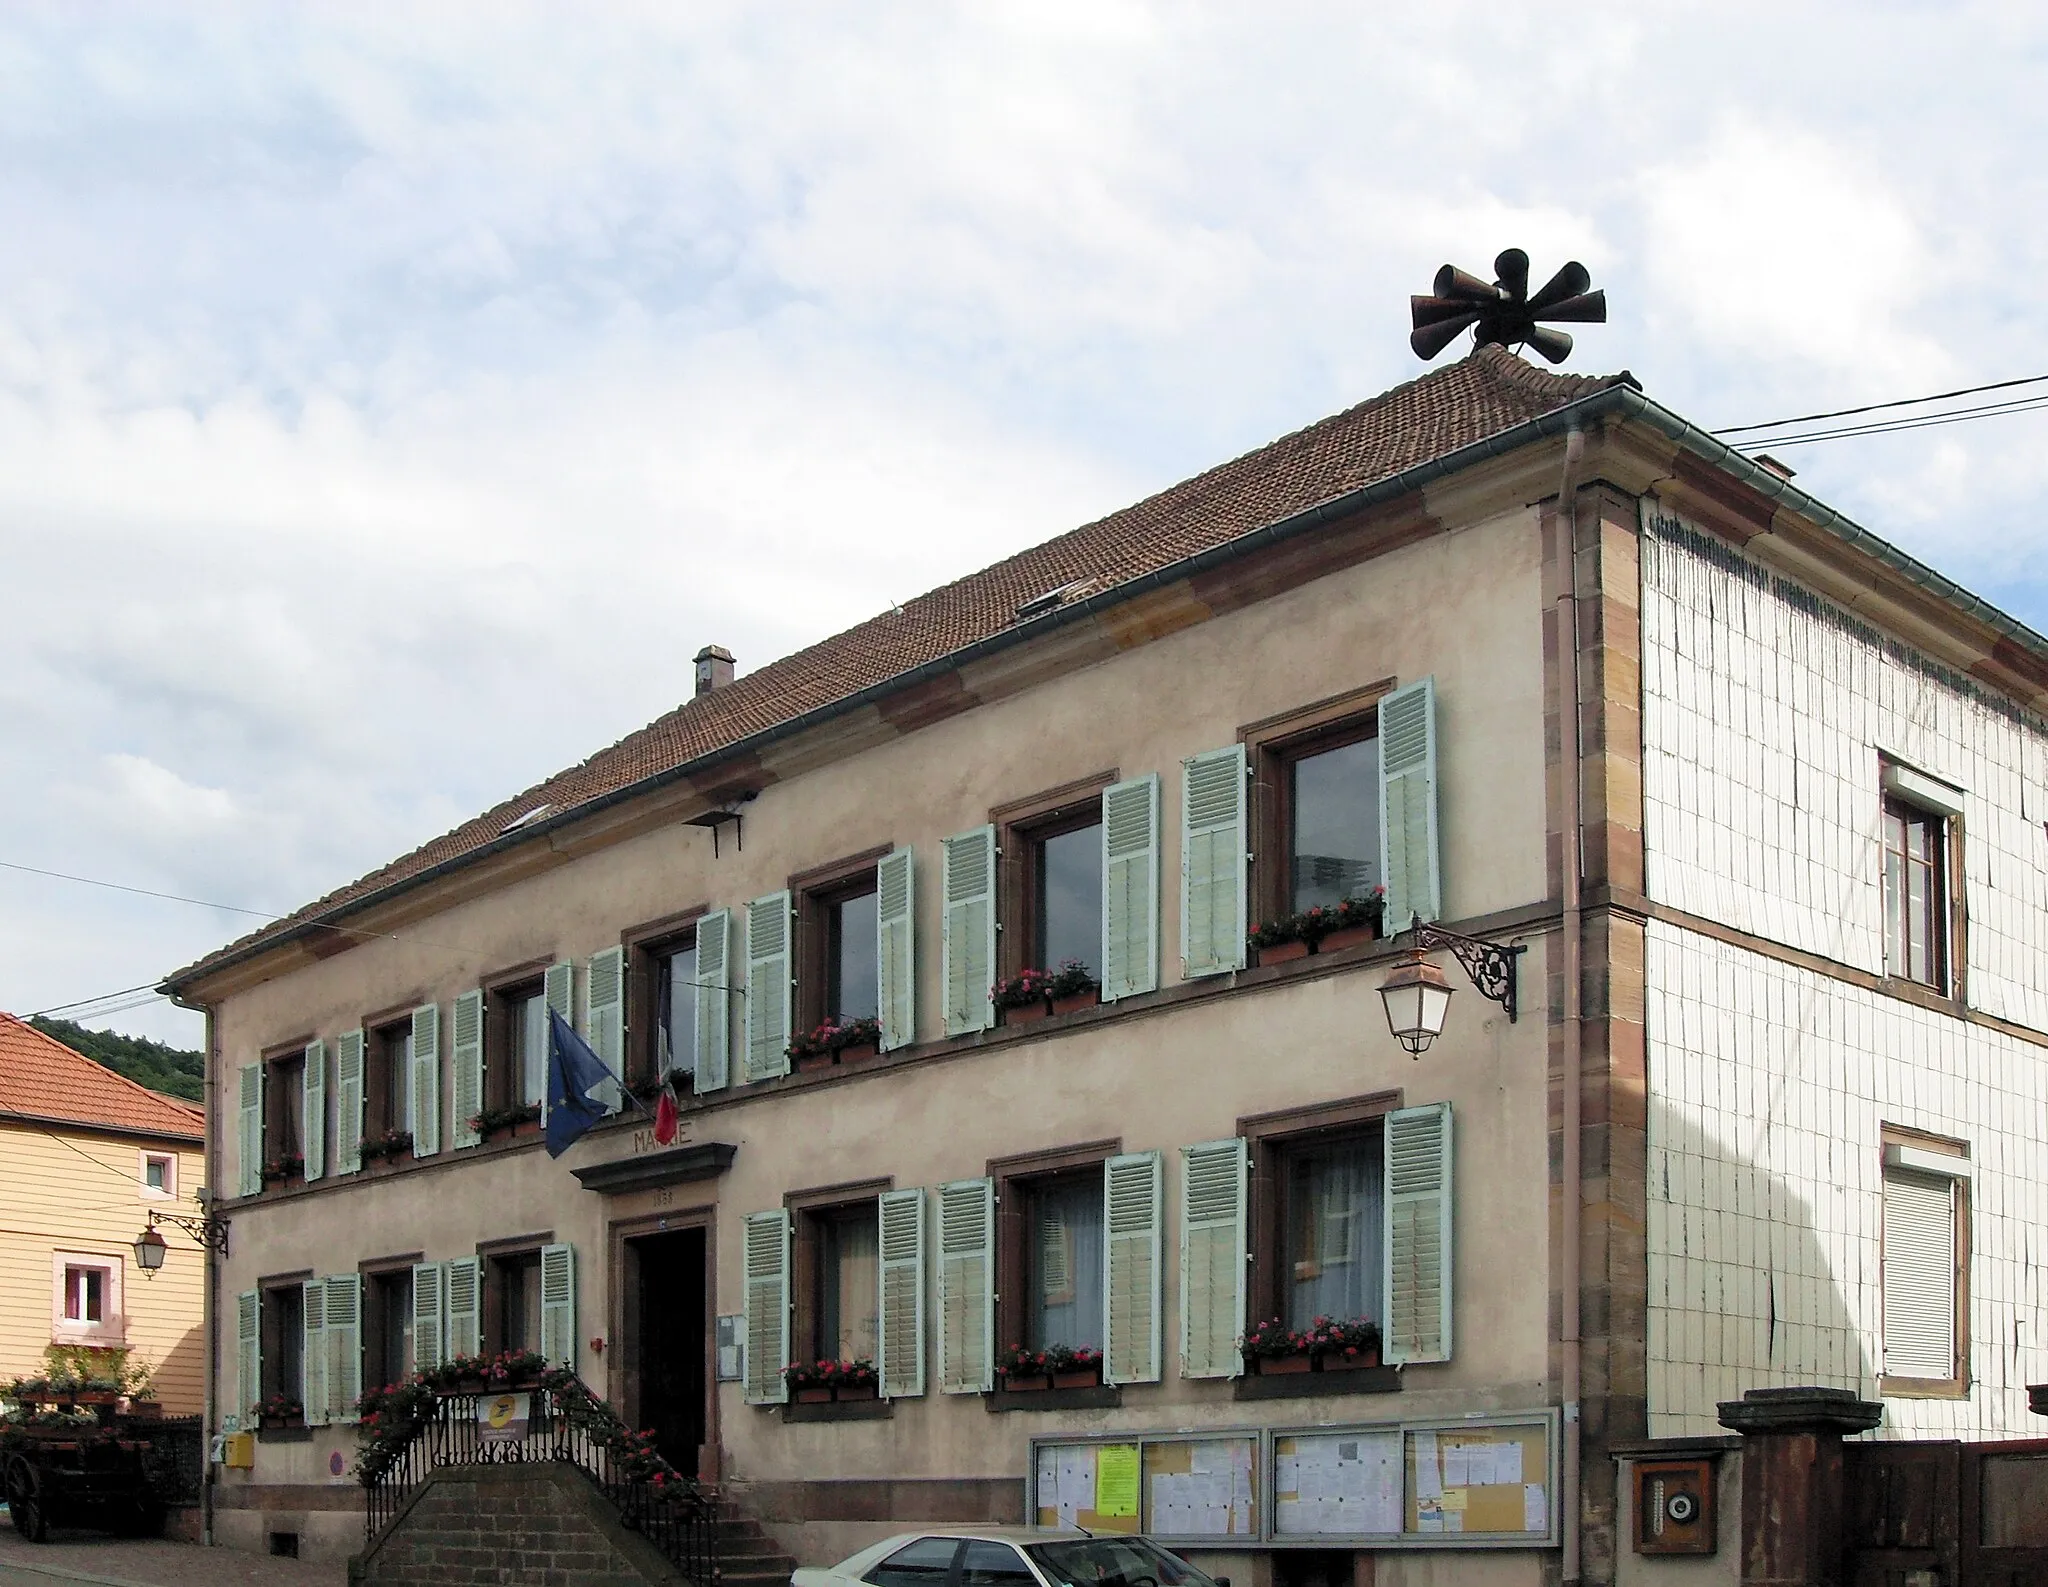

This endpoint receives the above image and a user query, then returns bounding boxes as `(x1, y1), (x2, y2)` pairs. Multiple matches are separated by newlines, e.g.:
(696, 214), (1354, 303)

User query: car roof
(885, 1528), (1096, 1543)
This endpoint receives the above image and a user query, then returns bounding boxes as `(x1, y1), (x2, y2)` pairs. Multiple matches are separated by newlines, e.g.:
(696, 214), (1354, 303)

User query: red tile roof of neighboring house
(168, 347), (1628, 991)
(0, 1013), (204, 1141)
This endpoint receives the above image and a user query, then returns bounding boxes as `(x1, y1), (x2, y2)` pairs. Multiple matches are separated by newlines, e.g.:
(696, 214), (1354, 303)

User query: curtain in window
(1286, 1141), (1384, 1327)
(824, 1217), (881, 1361)
(519, 995), (548, 1104)
(1032, 1177), (1105, 1351)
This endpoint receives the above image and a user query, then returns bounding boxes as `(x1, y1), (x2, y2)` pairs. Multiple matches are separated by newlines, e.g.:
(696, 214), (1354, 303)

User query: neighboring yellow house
(0, 1012), (206, 1413)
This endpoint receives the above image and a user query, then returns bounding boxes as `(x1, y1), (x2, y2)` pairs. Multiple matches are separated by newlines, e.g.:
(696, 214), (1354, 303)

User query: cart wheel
(5, 1455), (49, 1543)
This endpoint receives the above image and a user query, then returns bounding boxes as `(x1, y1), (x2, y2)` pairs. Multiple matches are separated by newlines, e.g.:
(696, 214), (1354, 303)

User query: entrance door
(625, 1227), (709, 1474)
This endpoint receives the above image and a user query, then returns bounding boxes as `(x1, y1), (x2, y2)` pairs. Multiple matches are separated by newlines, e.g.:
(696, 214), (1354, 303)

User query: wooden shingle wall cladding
(1544, 483), (1652, 1587)
(0, 1123), (206, 1413)
(1637, 509), (2048, 1442)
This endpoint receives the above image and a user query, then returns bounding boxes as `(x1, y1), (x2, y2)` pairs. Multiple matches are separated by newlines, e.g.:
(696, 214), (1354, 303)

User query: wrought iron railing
(360, 1379), (718, 1586)
(140, 1415), (205, 1504)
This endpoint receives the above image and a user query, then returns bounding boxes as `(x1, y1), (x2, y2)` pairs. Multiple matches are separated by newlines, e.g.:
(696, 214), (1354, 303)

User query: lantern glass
(1379, 957), (1455, 1055)
(134, 1225), (168, 1272)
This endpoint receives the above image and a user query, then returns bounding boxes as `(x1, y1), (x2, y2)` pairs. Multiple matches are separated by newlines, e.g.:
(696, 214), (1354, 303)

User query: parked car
(793, 1529), (1227, 1587)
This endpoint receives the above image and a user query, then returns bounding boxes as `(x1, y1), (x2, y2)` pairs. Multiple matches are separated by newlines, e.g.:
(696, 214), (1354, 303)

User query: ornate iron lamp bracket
(1405, 917), (1520, 1021)
(149, 1208), (231, 1257)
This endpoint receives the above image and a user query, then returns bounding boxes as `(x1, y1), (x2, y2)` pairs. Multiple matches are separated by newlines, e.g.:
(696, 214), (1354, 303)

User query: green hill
(29, 1017), (204, 1103)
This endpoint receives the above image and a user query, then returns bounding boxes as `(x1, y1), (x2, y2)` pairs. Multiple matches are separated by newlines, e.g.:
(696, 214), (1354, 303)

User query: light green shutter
(743, 1212), (791, 1405)
(335, 1029), (365, 1174)
(412, 1262), (445, 1376)
(542, 962), (574, 1122)
(451, 990), (485, 1149)
(935, 1177), (994, 1393)
(1383, 1101), (1454, 1365)
(877, 849), (917, 1052)
(1180, 1138), (1247, 1378)
(325, 1275), (361, 1424)
(540, 1243), (577, 1371)
(941, 827), (997, 1036)
(745, 892), (793, 1082)
(694, 910), (733, 1091)
(1181, 747), (1248, 978)
(302, 1278), (328, 1425)
(587, 945), (626, 1112)
(1379, 677), (1442, 928)
(302, 1040), (327, 1181)
(1102, 774), (1160, 1001)
(878, 1188), (926, 1399)
(445, 1256), (482, 1361)
(237, 1065), (262, 1198)
(1104, 1151), (1162, 1384)
(410, 1003), (441, 1157)
(236, 1289), (260, 1424)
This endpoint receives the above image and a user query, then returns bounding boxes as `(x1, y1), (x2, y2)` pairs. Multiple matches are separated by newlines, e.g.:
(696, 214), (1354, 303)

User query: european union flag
(544, 1008), (614, 1158)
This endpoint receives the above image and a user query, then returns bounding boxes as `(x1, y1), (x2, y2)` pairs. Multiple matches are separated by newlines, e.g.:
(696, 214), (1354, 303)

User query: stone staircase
(715, 1495), (799, 1587)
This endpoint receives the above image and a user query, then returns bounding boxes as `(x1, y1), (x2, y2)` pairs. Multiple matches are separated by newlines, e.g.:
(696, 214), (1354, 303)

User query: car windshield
(1024, 1538), (1218, 1587)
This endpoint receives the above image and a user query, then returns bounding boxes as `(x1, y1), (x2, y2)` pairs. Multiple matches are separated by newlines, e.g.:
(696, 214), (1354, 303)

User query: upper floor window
(366, 1020), (412, 1140)
(1025, 1169), (1104, 1351)
(994, 777), (1112, 987)
(54, 1255), (122, 1343)
(265, 1047), (305, 1175)
(1879, 762), (1962, 996)
(1281, 1132), (1384, 1330)
(140, 1151), (175, 1200)
(656, 940), (698, 1081)
(486, 979), (547, 1111)
(1248, 698), (1383, 925)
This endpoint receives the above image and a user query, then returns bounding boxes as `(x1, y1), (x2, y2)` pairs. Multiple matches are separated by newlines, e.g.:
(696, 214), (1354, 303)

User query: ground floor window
(1027, 1171), (1104, 1351)
(261, 1283), (304, 1415)
(364, 1268), (414, 1389)
(1283, 1134), (1384, 1328)
(815, 1204), (880, 1362)
(489, 1251), (544, 1355)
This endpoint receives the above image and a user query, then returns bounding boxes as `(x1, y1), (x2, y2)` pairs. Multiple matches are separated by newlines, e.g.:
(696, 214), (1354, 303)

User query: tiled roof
(0, 1013), (205, 1140)
(169, 347), (1626, 990)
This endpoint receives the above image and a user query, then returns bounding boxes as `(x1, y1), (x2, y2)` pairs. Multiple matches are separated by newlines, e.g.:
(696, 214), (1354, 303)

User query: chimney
(694, 645), (735, 697)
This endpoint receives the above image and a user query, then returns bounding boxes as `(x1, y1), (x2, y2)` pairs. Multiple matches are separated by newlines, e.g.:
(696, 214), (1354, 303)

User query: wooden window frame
(784, 1177), (893, 1362)
(1877, 769), (1964, 1002)
(986, 1138), (1120, 1355)
(1241, 681), (1394, 930)
(261, 1039), (310, 1178)
(1877, 1124), (1972, 1400)
(481, 961), (551, 1113)
(791, 848), (892, 1035)
(621, 911), (709, 1090)
(1238, 1090), (1401, 1327)
(991, 773), (1117, 981)
(259, 1275), (312, 1421)
(358, 1254), (422, 1392)
(478, 1232), (553, 1356)
(51, 1251), (125, 1347)
(139, 1149), (176, 1202)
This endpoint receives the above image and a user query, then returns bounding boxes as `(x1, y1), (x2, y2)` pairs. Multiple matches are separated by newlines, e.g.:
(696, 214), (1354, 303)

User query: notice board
(1273, 1430), (1404, 1537)
(1033, 1434), (1258, 1540)
(1405, 1422), (1551, 1537)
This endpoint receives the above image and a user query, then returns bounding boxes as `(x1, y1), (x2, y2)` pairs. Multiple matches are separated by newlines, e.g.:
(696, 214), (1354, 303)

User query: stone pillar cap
(1717, 1386), (1883, 1436)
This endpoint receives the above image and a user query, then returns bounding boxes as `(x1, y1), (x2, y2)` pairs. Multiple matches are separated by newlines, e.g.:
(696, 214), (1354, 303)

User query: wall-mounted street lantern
(1378, 916), (1521, 1057)
(133, 1207), (229, 1276)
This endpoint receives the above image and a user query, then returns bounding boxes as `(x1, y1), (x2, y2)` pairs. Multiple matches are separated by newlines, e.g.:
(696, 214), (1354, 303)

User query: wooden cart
(2, 1391), (167, 1542)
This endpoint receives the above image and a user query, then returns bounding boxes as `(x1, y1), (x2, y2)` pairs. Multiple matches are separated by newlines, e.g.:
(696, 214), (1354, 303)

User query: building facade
(0, 1013), (207, 1414)
(164, 349), (2048, 1583)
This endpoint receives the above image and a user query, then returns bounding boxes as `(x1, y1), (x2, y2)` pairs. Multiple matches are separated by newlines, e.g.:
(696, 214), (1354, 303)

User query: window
(487, 1251), (544, 1355)
(265, 1048), (305, 1175)
(140, 1152), (175, 1200)
(485, 979), (548, 1111)
(625, 912), (710, 1090)
(959, 1542), (1037, 1587)
(1246, 691), (1386, 925)
(366, 1020), (412, 1139)
(364, 1268), (414, 1390)
(794, 850), (889, 1034)
(1882, 798), (1947, 991)
(262, 1282), (305, 1416)
(52, 1254), (122, 1344)
(1243, 1093), (1400, 1335)
(995, 775), (1114, 982)
(864, 1538), (962, 1587)
(1880, 1132), (1971, 1395)
(656, 942), (698, 1081)
(992, 1141), (1119, 1365)
(814, 1205), (881, 1361)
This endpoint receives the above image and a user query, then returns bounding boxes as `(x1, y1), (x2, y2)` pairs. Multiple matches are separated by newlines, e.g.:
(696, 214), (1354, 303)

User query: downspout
(1555, 426), (1587, 1584)
(201, 1004), (218, 1548)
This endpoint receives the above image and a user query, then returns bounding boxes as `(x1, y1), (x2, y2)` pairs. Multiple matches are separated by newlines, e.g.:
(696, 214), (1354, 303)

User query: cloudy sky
(3, 3), (2044, 1047)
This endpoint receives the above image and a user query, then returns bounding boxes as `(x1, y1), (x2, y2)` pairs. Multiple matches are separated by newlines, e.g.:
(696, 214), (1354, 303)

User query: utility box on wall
(1634, 1458), (1715, 1555)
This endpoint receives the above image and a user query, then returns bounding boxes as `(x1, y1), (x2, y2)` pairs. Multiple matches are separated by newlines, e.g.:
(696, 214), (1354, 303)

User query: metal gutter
(0, 1108), (204, 1147)
(163, 378), (2048, 997)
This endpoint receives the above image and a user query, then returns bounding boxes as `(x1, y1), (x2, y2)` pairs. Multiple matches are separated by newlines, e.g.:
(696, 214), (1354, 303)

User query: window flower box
(788, 1017), (883, 1070)
(1253, 939), (1311, 967)
(1317, 924), (1378, 955)
(991, 969), (1054, 1024)
(795, 1050), (837, 1074)
(1003, 1001), (1050, 1026)
(1301, 1316), (1382, 1372)
(473, 1104), (543, 1143)
(837, 1040), (880, 1065)
(1047, 960), (1101, 1017)
(1253, 1353), (1314, 1375)
(1000, 1372), (1051, 1392)
(794, 1385), (834, 1404)
(1053, 1368), (1102, 1389)
(1317, 1346), (1382, 1371)
(834, 1381), (879, 1401)
(1249, 891), (1386, 964)
(783, 1357), (878, 1403)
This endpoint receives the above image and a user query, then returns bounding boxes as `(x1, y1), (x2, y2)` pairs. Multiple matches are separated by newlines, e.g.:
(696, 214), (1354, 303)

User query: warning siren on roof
(1409, 249), (1607, 365)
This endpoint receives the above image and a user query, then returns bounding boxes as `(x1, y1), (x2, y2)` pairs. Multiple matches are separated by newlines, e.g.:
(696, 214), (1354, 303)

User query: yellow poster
(1096, 1445), (1140, 1517)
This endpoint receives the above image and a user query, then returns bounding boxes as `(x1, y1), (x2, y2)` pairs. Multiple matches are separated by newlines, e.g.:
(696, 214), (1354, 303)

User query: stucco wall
(1638, 513), (2048, 1440)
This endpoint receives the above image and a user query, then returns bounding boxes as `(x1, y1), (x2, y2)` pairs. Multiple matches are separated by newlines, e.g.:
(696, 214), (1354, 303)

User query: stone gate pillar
(1716, 1387), (1883, 1587)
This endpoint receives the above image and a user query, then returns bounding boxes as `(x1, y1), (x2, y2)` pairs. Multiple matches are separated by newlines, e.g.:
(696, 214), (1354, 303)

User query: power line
(1733, 392), (2048, 451)
(1715, 372), (2048, 436)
